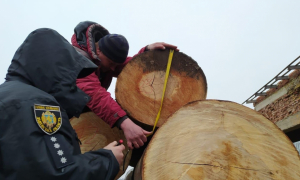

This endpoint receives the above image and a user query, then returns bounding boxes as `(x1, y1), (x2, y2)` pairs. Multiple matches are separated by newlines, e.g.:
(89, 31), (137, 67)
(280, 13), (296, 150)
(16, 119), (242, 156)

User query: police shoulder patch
(34, 104), (62, 135)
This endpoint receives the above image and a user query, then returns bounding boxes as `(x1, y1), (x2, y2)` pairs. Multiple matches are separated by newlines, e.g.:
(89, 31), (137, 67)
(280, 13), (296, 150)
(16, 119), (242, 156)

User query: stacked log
(115, 50), (207, 166)
(70, 49), (300, 179)
(133, 100), (300, 179)
(116, 50), (207, 128)
(70, 112), (131, 180)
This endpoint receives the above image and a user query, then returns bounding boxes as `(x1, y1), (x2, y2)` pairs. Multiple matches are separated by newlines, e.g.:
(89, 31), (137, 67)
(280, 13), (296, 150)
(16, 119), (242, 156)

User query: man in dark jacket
(72, 21), (179, 149)
(0, 28), (125, 180)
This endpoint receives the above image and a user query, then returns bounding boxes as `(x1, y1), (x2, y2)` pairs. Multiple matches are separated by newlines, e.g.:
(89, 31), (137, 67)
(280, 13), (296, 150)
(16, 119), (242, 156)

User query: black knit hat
(98, 34), (129, 63)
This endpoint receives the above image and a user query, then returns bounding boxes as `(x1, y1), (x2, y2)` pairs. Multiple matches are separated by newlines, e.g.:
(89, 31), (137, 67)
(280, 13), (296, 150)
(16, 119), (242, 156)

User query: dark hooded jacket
(71, 21), (147, 127)
(0, 28), (119, 180)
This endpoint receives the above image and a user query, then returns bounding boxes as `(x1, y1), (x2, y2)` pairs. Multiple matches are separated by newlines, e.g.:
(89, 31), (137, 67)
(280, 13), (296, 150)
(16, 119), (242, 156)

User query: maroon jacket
(71, 21), (146, 127)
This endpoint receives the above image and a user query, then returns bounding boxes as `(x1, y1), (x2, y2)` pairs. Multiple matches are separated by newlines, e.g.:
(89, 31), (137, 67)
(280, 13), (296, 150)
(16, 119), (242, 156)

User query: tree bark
(70, 112), (131, 180)
(134, 100), (300, 180)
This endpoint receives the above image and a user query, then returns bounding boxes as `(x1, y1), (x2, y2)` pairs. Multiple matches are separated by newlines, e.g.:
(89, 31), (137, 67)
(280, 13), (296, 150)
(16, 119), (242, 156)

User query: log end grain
(116, 50), (207, 127)
(70, 112), (131, 180)
(138, 100), (300, 180)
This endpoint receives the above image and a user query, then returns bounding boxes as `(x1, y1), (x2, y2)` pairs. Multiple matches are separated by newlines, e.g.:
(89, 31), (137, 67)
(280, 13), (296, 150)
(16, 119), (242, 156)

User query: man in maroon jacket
(72, 21), (178, 149)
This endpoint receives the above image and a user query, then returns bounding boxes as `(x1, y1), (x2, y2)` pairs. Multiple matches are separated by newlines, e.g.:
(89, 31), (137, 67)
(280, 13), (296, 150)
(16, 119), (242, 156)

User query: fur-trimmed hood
(71, 21), (110, 60)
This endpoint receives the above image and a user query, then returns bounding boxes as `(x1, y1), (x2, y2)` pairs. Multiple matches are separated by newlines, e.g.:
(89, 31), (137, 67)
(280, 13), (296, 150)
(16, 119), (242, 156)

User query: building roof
(243, 55), (300, 106)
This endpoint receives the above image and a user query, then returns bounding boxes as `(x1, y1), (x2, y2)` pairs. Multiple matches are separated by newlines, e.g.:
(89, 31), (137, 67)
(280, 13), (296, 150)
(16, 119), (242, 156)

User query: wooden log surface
(116, 50), (207, 167)
(116, 50), (207, 128)
(134, 100), (300, 180)
(70, 112), (131, 180)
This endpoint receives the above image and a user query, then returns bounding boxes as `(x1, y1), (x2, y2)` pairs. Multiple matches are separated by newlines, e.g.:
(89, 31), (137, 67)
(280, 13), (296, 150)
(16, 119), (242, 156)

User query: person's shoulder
(0, 81), (58, 109)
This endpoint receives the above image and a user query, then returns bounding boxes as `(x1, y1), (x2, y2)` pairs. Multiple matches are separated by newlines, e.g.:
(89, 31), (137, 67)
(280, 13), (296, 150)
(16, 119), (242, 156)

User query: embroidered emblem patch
(34, 104), (62, 135)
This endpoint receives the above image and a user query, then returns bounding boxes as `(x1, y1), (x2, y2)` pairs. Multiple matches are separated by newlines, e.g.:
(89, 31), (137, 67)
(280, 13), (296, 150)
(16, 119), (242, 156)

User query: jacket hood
(5, 28), (98, 117)
(71, 21), (110, 60)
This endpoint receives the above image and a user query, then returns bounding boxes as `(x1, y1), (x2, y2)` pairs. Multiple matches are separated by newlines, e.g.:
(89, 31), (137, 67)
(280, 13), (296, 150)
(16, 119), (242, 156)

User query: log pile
(116, 50), (300, 179)
(71, 49), (300, 180)
(115, 50), (207, 166)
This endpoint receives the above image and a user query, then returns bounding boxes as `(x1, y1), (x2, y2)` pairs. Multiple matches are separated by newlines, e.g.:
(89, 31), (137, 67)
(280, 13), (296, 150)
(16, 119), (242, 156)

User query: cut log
(70, 112), (131, 180)
(134, 100), (300, 180)
(116, 50), (207, 128)
(116, 50), (207, 167)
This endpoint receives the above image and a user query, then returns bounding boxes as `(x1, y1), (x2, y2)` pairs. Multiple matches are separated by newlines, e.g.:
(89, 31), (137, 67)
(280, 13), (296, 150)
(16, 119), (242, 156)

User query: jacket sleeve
(76, 72), (127, 127)
(37, 132), (120, 180)
(72, 149), (119, 179)
(76, 46), (147, 127)
(56, 135), (120, 180)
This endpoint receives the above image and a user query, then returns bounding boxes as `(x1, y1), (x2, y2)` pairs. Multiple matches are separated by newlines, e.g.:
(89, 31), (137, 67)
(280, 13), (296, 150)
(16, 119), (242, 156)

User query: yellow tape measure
(147, 49), (174, 136)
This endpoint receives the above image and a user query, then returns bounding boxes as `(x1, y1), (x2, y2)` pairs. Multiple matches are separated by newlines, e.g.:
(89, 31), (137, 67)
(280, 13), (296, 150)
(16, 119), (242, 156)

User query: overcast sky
(1, 1), (300, 179)
(1, 0), (300, 110)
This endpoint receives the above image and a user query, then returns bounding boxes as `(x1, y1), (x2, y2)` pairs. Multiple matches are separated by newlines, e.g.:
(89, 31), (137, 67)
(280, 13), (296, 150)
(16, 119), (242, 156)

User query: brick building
(244, 56), (300, 154)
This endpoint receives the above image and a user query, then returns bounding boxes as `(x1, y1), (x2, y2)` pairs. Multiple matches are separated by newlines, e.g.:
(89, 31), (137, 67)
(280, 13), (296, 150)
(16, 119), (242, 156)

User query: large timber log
(116, 50), (207, 166)
(70, 112), (131, 180)
(116, 50), (207, 128)
(134, 100), (300, 180)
